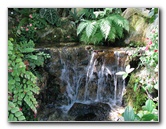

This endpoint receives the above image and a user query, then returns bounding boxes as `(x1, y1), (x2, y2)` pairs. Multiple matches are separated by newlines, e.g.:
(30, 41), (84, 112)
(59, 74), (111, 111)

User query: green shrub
(123, 25), (159, 121)
(8, 39), (50, 121)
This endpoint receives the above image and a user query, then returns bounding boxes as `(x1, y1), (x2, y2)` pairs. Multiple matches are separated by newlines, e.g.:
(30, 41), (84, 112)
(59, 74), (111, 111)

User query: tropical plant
(40, 8), (60, 25)
(123, 99), (158, 121)
(77, 8), (129, 45)
(123, 25), (159, 121)
(8, 38), (50, 121)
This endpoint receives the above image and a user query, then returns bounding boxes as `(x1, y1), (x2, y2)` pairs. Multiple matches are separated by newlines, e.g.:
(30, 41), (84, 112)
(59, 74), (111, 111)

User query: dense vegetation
(123, 26), (158, 121)
(8, 8), (158, 121)
(77, 8), (129, 45)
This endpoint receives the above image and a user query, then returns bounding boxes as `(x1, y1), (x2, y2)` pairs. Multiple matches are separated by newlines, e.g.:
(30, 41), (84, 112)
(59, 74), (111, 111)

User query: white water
(59, 49), (127, 111)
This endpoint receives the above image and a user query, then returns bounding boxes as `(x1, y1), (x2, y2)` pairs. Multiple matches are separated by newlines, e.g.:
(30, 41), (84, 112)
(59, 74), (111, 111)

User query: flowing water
(56, 46), (128, 113)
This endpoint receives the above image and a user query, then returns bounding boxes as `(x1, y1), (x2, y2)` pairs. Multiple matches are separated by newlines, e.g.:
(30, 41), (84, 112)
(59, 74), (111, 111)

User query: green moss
(128, 41), (145, 47)
(124, 73), (147, 112)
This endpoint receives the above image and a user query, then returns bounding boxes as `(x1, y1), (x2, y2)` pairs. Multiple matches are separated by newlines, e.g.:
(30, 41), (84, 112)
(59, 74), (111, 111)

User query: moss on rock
(124, 73), (147, 112)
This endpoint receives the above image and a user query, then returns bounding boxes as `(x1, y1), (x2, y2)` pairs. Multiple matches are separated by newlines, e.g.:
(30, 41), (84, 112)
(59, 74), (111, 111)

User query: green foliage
(123, 26), (159, 121)
(8, 39), (50, 121)
(77, 8), (129, 45)
(129, 41), (145, 47)
(123, 99), (158, 121)
(148, 8), (158, 23)
(9, 8), (48, 43)
(77, 8), (98, 20)
(124, 74), (147, 112)
(123, 106), (135, 121)
(40, 8), (60, 25)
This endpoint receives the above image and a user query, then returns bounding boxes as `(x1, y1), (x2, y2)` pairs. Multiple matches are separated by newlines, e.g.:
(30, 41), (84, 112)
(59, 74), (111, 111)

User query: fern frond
(99, 19), (111, 40)
(80, 31), (90, 44)
(77, 22), (88, 35)
(86, 21), (97, 38)
(108, 25), (116, 41)
(108, 14), (129, 32)
(123, 19), (129, 32)
(112, 21), (123, 38)
(90, 30), (103, 45)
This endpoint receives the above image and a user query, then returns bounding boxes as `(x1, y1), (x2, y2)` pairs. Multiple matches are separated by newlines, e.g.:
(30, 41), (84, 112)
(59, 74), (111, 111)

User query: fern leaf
(108, 14), (129, 32)
(112, 22), (123, 38)
(77, 22), (88, 35)
(90, 31), (103, 45)
(80, 31), (90, 44)
(99, 19), (110, 40)
(123, 19), (129, 32)
(86, 21), (97, 38)
(108, 25), (116, 41)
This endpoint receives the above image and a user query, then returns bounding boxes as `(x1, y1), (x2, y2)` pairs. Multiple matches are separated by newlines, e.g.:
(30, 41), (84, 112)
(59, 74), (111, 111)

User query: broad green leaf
(16, 58), (22, 63)
(9, 79), (15, 85)
(11, 107), (19, 113)
(13, 117), (18, 121)
(18, 116), (26, 121)
(141, 114), (155, 121)
(8, 113), (14, 121)
(8, 102), (15, 109)
(15, 111), (23, 117)
(143, 99), (155, 112)
(15, 77), (20, 82)
(29, 55), (38, 60)
(23, 48), (34, 53)
(123, 106), (135, 121)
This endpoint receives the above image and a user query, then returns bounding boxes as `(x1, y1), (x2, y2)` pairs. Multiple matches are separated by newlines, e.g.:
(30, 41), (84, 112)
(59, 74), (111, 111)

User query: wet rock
(68, 102), (111, 121)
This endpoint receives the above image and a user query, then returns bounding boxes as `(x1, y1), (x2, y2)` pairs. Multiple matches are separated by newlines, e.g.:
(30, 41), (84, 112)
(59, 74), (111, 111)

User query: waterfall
(59, 47), (127, 111)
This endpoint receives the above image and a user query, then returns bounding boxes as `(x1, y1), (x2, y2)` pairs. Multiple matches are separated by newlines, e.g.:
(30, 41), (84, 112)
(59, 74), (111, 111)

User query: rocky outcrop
(122, 8), (158, 46)
(68, 102), (111, 121)
(35, 45), (138, 121)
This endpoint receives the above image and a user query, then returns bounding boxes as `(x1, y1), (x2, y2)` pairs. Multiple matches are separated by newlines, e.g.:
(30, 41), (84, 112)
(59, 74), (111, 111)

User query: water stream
(57, 47), (127, 112)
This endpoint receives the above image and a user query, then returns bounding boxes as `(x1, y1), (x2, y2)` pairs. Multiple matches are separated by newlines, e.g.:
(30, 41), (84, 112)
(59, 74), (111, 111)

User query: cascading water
(58, 47), (128, 112)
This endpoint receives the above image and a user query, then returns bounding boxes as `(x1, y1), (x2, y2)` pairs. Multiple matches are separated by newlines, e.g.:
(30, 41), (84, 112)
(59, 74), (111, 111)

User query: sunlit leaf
(142, 99), (155, 112)
(11, 107), (19, 113)
(141, 114), (155, 121)
(123, 106), (135, 121)
(116, 71), (126, 75)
